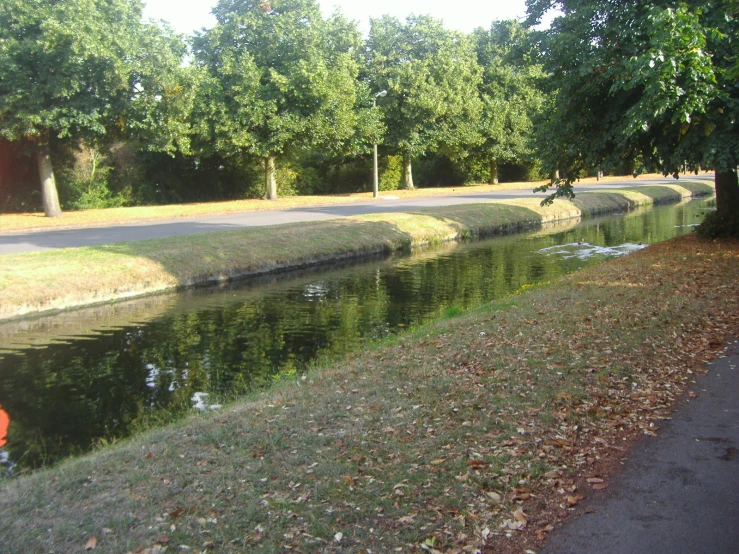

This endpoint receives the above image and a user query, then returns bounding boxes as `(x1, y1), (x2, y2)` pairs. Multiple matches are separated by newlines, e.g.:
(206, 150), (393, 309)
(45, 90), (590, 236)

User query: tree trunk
(36, 135), (62, 217)
(715, 168), (739, 217)
(264, 155), (277, 200)
(596, 170), (603, 181)
(624, 159), (636, 176)
(489, 159), (499, 185)
(552, 169), (560, 180)
(403, 152), (415, 190)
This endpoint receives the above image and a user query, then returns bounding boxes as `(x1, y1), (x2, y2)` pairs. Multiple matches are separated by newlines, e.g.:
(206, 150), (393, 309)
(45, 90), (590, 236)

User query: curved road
(0, 178), (712, 254)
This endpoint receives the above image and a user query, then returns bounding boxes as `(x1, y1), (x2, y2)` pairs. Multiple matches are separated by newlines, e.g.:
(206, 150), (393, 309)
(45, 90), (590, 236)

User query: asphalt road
(0, 178), (711, 254)
(544, 339), (739, 554)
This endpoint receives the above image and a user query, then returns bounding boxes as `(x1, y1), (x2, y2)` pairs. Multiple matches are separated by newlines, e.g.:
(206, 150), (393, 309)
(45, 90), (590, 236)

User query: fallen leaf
(567, 494), (585, 506)
(513, 509), (528, 526)
(85, 536), (97, 550)
(334, 532), (343, 543)
(168, 508), (184, 518)
(467, 460), (486, 468)
(592, 483), (610, 490)
(586, 477), (604, 484)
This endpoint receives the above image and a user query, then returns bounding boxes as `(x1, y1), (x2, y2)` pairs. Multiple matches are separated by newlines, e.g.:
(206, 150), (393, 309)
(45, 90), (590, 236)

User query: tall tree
(527, 0), (739, 230)
(471, 20), (546, 184)
(191, 0), (371, 200)
(366, 15), (483, 189)
(0, 0), (189, 217)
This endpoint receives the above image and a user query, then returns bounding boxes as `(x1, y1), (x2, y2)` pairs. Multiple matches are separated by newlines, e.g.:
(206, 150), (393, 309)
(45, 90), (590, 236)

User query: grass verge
(0, 183), (714, 321)
(0, 233), (737, 554)
(0, 174), (710, 233)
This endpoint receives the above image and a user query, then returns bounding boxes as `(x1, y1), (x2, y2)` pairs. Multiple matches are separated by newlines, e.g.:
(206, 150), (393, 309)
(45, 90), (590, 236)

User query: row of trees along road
(0, 0), (544, 216)
(530, 0), (739, 230)
(1, 0), (737, 228)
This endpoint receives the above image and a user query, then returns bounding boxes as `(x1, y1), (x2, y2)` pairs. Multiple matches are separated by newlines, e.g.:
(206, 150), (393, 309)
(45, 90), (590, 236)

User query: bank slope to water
(0, 182), (713, 320)
(0, 233), (737, 554)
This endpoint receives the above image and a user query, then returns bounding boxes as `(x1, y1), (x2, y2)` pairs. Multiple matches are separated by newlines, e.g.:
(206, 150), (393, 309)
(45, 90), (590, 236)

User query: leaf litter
(0, 235), (737, 554)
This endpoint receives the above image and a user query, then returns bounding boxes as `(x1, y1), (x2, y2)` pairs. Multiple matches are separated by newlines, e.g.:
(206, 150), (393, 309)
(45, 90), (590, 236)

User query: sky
(141, 0), (535, 36)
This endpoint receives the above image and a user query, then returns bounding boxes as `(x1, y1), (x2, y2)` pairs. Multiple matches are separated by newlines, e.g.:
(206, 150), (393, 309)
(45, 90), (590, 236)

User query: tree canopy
(0, 0), (189, 216)
(366, 15), (483, 189)
(191, 0), (376, 200)
(528, 0), (739, 224)
(471, 20), (546, 184)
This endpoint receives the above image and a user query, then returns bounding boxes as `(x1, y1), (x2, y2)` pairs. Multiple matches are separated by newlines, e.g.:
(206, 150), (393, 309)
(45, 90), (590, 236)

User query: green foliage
(0, 0), (190, 148)
(366, 15), (484, 161)
(529, 0), (739, 210)
(191, 0), (379, 198)
(0, 0), (193, 215)
(57, 143), (132, 210)
(415, 153), (470, 187)
(697, 211), (739, 239)
(379, 155), (403, 191)
(470, 21), (546, 178)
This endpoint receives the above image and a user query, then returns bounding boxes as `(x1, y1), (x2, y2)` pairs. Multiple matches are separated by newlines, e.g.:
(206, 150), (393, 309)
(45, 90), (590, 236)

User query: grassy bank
(0, 182), (714, 321)
(0, 173), (702, 233)
(1, 233), (736, 554)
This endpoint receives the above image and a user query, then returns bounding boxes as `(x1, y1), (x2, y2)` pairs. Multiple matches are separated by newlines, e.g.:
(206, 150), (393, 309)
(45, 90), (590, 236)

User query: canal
(0, 197), (714, 473)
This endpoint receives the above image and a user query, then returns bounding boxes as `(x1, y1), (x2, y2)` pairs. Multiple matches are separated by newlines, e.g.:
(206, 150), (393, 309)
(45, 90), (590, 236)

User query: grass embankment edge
(0, 182), (714, 321)
(0, 232), (737, 554)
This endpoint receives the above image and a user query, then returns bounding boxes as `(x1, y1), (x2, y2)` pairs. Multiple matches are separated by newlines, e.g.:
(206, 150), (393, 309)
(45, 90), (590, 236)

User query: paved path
(0, 179), (710, 254)
(543, 339), (739, 554)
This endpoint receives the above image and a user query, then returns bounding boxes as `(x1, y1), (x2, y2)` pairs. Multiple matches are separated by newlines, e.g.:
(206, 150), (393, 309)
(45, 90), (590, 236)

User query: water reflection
(0, 198), (715, 472)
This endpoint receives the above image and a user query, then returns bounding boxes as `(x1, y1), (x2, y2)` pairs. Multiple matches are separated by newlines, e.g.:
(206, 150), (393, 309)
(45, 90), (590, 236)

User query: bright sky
(142, 0), (534, 36)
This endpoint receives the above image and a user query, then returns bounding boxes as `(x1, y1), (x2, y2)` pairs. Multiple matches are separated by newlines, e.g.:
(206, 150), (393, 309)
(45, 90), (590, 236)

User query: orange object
(0, 406), (9, 448)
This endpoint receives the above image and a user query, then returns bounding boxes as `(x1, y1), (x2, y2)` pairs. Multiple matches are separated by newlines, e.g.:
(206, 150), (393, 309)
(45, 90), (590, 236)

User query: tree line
(0, 0), (545, 216)
(1, 0), (737, 233)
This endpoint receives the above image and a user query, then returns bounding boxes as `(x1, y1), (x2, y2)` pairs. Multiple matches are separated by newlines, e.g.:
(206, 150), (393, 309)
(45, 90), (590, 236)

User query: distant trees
(471, 20), (546, 185)
(528, 0), (739, 230)
(366, 15), (483, 189)
(191, 0), (376, 200)
(0, 0), (191, 217)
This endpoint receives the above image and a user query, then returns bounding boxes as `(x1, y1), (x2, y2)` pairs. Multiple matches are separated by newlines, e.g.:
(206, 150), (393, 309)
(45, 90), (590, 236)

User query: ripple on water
(538, 241), (648, 261)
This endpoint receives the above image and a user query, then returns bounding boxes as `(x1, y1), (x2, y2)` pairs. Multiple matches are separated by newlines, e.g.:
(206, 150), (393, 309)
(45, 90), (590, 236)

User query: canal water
(0, 198), (714, 473)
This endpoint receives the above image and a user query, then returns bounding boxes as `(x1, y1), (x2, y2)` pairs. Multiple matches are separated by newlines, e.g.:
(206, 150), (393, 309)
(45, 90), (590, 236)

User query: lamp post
(373, 90), (387, 198)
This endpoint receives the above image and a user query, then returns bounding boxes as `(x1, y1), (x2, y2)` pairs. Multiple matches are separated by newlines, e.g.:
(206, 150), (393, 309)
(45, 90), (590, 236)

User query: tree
(471, 20), (546, 184)
(0, 0), (189, 217)
(527, 0), (739, 231)
(191, 0), (371, 200)
(366, 15), (483, 189)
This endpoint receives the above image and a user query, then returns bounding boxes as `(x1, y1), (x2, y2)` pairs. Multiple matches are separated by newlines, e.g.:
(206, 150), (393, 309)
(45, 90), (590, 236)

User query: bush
(696, 211), (739, 239)
(379, 155), (403, 191)
(58, 144), (132, 210)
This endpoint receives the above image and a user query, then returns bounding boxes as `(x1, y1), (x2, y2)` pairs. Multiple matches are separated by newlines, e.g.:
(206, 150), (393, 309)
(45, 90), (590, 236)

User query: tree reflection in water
(0, 198), (715, 472)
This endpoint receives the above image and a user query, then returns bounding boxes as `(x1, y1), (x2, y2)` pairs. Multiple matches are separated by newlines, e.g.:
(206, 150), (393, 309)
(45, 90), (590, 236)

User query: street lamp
(373, 90), (387, 198)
